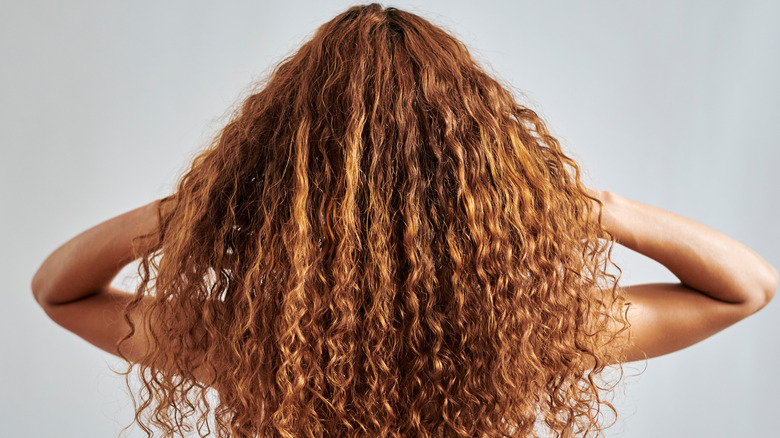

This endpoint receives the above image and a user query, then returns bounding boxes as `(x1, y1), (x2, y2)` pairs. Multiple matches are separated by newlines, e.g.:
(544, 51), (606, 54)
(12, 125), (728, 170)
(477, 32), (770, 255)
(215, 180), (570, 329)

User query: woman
(31, 4), (777, 437)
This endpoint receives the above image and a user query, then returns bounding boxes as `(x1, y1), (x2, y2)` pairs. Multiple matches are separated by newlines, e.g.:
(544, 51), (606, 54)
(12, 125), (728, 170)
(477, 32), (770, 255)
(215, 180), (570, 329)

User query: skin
(31, 190), (778, 382)
(590, 189), (777, 362)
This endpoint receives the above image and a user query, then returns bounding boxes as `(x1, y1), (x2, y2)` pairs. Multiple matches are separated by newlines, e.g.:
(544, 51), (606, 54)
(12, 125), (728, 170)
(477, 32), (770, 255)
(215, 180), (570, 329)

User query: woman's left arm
(31, 200), (161, 359)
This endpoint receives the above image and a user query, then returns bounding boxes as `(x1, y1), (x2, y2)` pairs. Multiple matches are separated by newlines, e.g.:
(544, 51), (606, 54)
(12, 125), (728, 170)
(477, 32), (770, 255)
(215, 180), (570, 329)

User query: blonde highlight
(120, 4), (629, 437)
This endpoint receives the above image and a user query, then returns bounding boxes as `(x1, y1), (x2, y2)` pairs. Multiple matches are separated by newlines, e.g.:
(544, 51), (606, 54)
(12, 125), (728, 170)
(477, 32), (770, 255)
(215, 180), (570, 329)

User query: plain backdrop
(3, 1), (778, 437)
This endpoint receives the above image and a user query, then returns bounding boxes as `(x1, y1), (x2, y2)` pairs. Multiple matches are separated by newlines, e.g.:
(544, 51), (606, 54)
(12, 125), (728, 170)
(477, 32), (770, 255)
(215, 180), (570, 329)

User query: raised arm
(31, 201), (161, 359)
(590, 189), (778, 362)
(30, 200), (213, 383)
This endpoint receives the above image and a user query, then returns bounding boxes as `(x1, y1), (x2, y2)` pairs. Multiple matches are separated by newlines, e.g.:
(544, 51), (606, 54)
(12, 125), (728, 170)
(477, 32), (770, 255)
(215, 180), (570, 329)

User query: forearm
(595, 190), (778, 307)
(32, 200), (160, 306)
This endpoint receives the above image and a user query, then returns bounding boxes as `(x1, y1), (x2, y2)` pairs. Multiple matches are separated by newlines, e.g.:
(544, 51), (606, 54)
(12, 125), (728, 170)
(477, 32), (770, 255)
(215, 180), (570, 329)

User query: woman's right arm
(590, 190), (778, 362)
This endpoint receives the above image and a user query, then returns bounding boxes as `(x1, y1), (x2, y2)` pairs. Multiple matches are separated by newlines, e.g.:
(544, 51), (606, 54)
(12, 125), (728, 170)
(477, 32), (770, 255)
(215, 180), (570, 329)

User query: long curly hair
(120, 3), (629, 437)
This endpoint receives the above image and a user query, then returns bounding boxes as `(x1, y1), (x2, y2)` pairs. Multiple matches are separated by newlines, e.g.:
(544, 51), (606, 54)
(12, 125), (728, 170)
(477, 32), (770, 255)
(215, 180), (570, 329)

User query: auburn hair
(120, 3), (629, 437)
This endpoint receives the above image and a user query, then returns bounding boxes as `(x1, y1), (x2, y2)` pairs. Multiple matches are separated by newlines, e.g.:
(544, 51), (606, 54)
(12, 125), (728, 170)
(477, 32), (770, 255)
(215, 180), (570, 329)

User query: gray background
(3, 1), (778, 436)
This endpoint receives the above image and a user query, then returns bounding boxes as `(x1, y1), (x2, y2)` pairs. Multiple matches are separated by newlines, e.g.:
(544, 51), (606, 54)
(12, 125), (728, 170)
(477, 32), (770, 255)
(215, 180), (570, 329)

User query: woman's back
(31, 3), (777, 438)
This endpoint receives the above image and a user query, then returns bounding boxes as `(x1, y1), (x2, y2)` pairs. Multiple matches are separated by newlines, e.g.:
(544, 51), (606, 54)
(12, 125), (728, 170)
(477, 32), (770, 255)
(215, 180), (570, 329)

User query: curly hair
(119, 3), (629, 437)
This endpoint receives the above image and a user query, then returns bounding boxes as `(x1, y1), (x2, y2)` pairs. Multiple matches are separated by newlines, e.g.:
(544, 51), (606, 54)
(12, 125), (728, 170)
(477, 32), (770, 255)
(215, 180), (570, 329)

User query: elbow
(31, 275), (65, 324)
(762, 264), (778, 307)
(31, 270), (55, 310)
(747, 263), (778, 313)
(31, 272), (46, 307)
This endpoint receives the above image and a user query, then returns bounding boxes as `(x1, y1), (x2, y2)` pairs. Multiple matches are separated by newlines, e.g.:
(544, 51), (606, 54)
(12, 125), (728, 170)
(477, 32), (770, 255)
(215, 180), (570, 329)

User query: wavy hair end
(120, 3), (629, 437)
